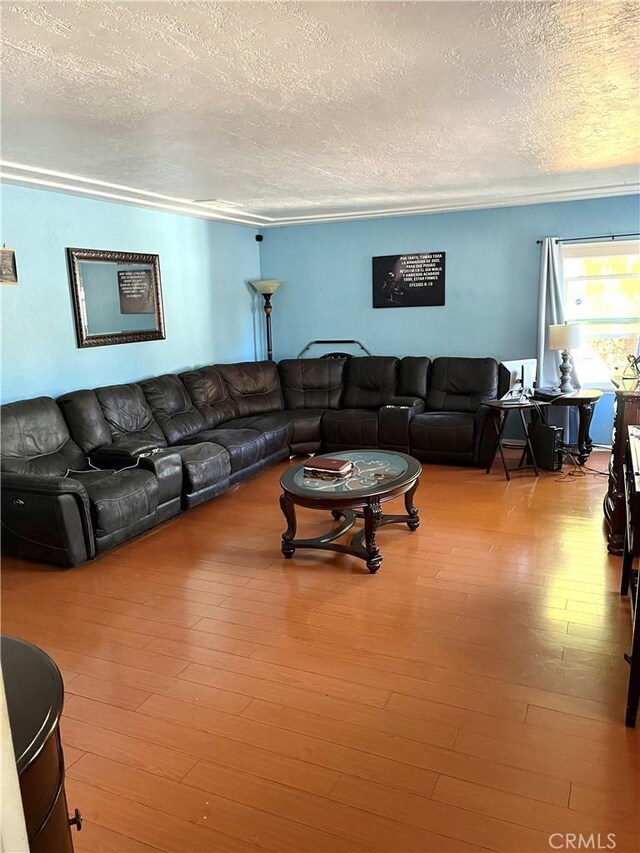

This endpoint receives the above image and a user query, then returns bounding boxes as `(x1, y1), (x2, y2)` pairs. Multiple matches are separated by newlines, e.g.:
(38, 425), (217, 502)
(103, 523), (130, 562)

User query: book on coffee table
(303, 457), (354, 476)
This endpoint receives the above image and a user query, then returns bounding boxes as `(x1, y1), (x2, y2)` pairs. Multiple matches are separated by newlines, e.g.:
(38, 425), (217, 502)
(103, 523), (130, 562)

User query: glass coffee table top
(281, 450), (421, 500)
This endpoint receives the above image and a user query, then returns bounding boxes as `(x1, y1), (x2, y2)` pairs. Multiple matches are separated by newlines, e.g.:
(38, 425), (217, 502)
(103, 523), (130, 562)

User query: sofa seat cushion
(180, 429), (270, 473)
(322, 409), (379, 449)
(74, 468), (158, 537)
(410, 412), (476, 454)
(171, 443), (231, 493)
(224, 410), (322, 451)
(237, 420), (289, 457)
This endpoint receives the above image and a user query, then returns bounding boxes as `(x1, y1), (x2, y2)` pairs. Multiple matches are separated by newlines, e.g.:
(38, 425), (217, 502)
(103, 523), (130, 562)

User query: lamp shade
(548, 323), (583, 351)
(249, 279), (282, 295)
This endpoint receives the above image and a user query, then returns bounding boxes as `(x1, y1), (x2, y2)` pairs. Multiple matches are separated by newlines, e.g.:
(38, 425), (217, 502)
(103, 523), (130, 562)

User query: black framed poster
(117, 268), (156, 314)
(372, 252), (445, 308)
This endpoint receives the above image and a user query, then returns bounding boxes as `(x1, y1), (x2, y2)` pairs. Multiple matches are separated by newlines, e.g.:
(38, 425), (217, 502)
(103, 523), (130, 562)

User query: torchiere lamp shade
(249, 279), (282, 295)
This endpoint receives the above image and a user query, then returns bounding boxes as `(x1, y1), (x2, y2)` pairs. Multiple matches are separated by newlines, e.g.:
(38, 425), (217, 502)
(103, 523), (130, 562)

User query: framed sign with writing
(118, 269), (156, 314)
(372, 252), (445, 308)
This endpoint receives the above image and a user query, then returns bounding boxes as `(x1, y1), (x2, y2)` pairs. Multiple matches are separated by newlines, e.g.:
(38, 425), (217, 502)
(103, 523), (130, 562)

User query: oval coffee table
(279, 450), (421, 574)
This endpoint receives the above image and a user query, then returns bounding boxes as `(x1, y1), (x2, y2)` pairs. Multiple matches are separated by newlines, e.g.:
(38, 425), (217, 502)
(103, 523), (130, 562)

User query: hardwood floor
(2, 451), (639, 853)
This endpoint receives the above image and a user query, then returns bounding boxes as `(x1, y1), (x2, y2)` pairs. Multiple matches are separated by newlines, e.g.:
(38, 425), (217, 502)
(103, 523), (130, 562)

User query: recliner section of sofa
(139, 373), (289, 480)
(179, 363), (292, 459)
(409, 357), (500, 465)
(0, 397), (179, 566)
(323, 356), (431, 452)
(58, 384), (229, 509)
(208, 359), (333, 455)
(322, 356), (397, 450)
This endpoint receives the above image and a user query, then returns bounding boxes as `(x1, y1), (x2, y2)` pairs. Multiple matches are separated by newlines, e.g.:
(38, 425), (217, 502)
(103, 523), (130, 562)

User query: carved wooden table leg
(280, 492), (297, 558)
(404, 479), (420, 530)
(363, 499), (383, 574)
(577, 401), (595, 465)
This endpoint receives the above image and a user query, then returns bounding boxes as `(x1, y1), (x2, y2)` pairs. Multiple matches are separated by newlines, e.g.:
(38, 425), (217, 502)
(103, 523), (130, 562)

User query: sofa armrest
(388, 397), (425, 413)
(137, 450), (183, 505)
(89, 434), (163, 465)
(474, 404), (500, 467)
(379, 400), (424, 451)
(2, 471), (88, 497)
(90, 446), (183, 506)
(1, 473), (94, 565)
(89, 435), (165, 467)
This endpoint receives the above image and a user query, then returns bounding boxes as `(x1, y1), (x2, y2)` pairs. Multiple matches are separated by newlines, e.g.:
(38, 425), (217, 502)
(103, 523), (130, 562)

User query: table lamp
(249, 279), (283, 361)
(548, 322), (583, 393)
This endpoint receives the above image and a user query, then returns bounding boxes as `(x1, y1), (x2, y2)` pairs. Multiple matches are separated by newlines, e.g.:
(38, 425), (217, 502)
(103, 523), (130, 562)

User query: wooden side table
(532, 389), (603, 465)
(485, 400), (551, 481)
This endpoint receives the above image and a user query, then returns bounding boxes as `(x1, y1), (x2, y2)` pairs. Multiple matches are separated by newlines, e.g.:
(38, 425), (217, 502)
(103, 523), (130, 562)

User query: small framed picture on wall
(0, 248), (18, 285)
(373, 252), (445, 308)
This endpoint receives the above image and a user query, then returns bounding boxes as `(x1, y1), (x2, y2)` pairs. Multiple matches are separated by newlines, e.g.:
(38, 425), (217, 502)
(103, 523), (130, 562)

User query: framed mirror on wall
(67, 248), (165, 348)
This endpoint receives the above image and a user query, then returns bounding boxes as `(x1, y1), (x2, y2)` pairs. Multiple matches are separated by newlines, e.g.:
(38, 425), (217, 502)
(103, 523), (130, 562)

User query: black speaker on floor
(529, 422), (563, 471)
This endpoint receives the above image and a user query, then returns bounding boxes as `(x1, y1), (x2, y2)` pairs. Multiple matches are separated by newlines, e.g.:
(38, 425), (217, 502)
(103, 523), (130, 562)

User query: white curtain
(536, 237), (581, 390)
(536, 237), (579, 443)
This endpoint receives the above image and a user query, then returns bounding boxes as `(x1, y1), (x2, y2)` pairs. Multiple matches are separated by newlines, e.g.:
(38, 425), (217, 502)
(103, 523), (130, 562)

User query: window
(561, 239), (640, 387)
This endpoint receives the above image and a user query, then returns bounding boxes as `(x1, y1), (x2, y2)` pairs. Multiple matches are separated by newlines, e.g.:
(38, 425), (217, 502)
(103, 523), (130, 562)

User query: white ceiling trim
(0, 160), (270, 226)
(1, 161), (638, 229)
(263, 183), (640, 226)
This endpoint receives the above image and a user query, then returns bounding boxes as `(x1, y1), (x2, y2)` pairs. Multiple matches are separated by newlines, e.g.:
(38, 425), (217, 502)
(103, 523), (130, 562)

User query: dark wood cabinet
(621, 426), (640, 726)
(1, 636), (81, 853)
(604, 390), (640, 554)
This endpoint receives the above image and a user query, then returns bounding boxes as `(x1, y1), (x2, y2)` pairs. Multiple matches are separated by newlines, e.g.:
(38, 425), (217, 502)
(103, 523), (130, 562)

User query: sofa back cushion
(180, 366), (238, 428)
(398, 357), (431, 401)
(342, 357), (399, 409)
(58, 389), (113, 453)
(0, 397), (86, 475)
(279, 358), (346, 410)
(94, 383), (166, 447)
(426, 357), (499, 413)
(140, 375), (207, 445)
(216, 361), (284, 417)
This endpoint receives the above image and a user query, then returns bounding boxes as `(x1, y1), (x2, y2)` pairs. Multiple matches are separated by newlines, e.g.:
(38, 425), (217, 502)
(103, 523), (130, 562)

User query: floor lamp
(249, 279), (282, 361)
(548, 322), (583, 393)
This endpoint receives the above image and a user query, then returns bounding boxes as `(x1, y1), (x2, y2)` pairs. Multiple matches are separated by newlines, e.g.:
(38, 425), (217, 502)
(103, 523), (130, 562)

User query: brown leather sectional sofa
(0, 355), (507, 567)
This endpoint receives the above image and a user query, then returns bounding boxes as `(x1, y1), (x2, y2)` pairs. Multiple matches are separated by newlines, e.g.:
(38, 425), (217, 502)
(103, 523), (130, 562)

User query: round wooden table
(279, 450), (421, 573)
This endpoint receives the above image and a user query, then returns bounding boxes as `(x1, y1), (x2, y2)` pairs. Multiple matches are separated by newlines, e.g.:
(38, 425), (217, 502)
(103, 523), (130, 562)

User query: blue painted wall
(2, 185), (637, 446)
(261, 194), (640, 444)
(0, 184), (261, 404)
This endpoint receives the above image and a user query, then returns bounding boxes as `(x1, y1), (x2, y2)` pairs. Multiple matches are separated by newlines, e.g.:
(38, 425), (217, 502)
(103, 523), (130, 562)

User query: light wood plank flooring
(2, 451), (639, 852)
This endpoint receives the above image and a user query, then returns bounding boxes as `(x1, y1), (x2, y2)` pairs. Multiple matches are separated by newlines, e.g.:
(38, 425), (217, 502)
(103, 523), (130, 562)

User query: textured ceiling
(1, 1), (639, 225)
